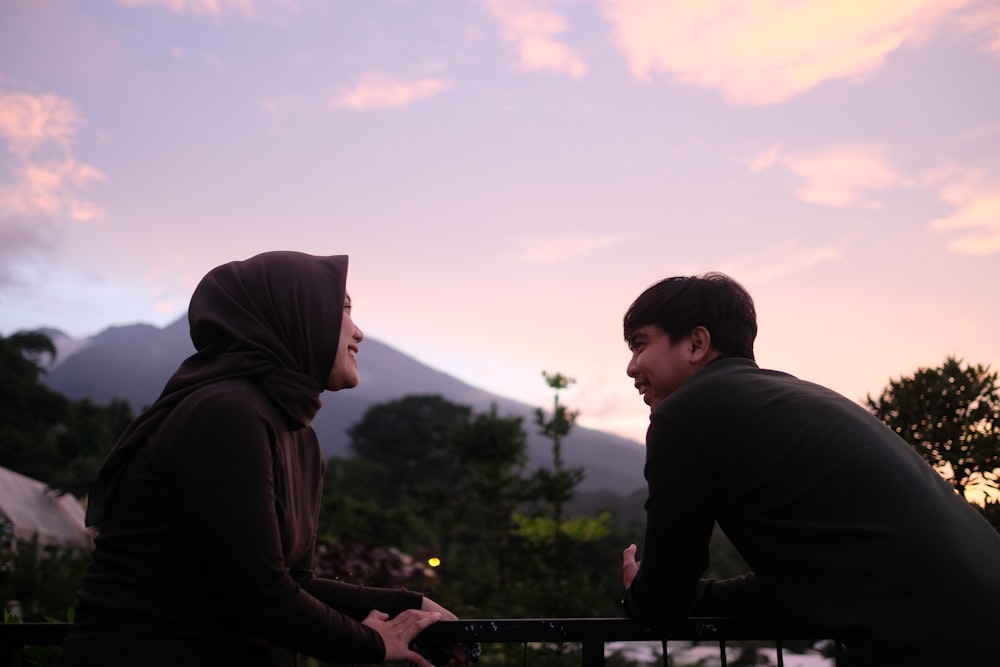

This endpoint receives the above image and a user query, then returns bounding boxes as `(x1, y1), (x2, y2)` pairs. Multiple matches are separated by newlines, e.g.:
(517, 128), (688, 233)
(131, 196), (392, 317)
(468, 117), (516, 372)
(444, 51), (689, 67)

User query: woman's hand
(362, 608), (441, 667)
(420, 596), (459, 621)
(419, 597), (473, 666)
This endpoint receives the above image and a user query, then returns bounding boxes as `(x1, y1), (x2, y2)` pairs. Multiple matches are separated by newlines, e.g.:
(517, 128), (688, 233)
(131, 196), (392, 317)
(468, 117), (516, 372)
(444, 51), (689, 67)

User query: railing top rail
(0, 617), (831, 653)
(416, 617), (827, 644)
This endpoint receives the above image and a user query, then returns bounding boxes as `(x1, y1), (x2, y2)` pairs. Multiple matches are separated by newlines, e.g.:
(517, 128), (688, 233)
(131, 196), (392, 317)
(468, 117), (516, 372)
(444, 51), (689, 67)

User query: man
(619, 272), (1000, 666)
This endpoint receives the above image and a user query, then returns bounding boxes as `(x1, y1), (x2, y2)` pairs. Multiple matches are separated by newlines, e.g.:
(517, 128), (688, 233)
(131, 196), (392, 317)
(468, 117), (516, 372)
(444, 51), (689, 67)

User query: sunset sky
(2, 0), (999, 445)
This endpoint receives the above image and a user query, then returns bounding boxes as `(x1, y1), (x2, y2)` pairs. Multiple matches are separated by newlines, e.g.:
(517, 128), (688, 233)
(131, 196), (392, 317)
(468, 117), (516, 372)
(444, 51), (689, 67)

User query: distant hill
(41, 319), (647, 501)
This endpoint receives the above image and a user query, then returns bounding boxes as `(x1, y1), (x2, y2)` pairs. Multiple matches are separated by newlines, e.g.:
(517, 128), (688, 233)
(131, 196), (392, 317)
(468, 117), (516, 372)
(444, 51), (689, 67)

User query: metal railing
(0, 617), (836, 667)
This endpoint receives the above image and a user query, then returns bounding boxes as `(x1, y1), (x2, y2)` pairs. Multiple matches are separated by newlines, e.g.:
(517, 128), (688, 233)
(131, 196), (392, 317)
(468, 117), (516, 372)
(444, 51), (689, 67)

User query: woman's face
(326, 293), (364, 391)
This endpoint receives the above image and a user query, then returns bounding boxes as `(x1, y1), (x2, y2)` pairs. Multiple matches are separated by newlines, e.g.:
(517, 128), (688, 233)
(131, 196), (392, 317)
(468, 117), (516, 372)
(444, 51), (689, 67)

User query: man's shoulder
(695, 356), (805, 388)
(660, 356), (799, 415)
(684, 356), (762, 390)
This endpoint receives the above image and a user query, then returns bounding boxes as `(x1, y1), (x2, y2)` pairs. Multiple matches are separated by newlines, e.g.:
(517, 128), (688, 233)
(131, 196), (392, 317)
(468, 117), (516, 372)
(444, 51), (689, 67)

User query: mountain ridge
(40, 318), (648, 496)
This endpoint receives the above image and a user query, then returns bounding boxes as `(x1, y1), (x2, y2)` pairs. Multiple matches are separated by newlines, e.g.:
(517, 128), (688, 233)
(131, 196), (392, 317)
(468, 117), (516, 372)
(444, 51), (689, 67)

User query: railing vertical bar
(719, 639), (727, 667)
(3, 645), (19, 667)
(581, 639), (604, 667)
(776, 638), (784, 667)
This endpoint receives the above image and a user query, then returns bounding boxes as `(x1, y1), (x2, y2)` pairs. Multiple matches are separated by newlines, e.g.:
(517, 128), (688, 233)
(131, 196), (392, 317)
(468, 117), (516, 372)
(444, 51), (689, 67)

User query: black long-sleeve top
(623, 357), (1000, 666)
(58, 379), (422, 666)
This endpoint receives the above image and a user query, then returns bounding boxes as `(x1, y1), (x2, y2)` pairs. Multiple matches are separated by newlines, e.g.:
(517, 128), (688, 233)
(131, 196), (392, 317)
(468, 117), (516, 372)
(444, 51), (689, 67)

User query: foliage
(0, 330), (125, 638)
(704, 524), (750, 579)
(0, 331), (131, 495)
(489, 373), (624, 618)
(867, 356), (1000, 500)
(347, 394), (473, 504)
(532, 372), (584, 521)
(312, 541), (436, 589)
(0, 528), (88, 622)
(0, 332), (71, 483)
(323, 382), (643, 621)
(319, 456), (424, 547)
(980, 495), (1000, 533)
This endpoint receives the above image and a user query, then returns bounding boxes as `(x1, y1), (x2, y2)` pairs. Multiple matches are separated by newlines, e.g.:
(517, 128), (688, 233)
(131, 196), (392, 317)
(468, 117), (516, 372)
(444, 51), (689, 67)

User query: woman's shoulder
(149, 379), (289, 462)
(168, 378), (280, 425)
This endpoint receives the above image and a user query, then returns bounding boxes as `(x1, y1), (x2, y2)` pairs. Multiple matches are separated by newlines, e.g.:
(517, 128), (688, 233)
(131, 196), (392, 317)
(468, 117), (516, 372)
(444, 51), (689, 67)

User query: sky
(1, 0), (999, 446)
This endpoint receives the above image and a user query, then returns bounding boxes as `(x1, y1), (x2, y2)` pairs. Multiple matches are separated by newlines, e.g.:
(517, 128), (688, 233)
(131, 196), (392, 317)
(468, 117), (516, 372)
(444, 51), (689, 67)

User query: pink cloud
(0, 88), (105, 222)
(724, 241), (844, 284)
(0, 159), (106, 221)
(260, 94), (302, 115)
(930, 170), (1000, 255)
(0, 91), (83, 158)
(504, 232), (639, 264)
(742, 143), (908, 208)
(483, 0), (587, 78)
(957, 4), (1000, 55)
(116, 0), (297, 20)
(329, 75), (452, 111)
(600, 0), (968, 105)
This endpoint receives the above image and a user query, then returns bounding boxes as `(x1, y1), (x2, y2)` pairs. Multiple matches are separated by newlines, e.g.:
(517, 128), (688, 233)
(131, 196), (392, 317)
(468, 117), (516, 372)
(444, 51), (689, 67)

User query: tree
(428, 405), (531, 614)
(867, 356), (1000, 501)
(346, 394), (473, 504)
(532, 371), (584, 522)
(321, 396), (538, 617)
(319, 456), (424, 548)
(0, 330), (131, 496)
(0, 332), (71, 481)
(504, 372), (616, 618)
(324, 386), (645, 623)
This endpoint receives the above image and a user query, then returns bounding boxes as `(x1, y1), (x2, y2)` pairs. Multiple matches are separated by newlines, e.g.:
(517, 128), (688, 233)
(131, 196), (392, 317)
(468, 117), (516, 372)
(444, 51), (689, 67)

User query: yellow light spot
(427, 557), (441, 568)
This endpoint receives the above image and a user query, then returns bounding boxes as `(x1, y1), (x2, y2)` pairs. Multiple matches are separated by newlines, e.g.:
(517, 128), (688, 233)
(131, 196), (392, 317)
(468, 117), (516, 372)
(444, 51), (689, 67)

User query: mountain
(41, 319), (647, 497)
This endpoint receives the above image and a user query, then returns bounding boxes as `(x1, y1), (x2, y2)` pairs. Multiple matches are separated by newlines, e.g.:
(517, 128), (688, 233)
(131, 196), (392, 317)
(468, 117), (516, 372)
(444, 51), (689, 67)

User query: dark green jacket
(624, 357), (1000, 666)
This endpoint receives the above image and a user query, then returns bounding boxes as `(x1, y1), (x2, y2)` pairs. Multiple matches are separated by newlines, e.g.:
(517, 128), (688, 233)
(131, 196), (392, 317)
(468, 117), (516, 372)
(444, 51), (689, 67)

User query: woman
(57, 251), (461, 667)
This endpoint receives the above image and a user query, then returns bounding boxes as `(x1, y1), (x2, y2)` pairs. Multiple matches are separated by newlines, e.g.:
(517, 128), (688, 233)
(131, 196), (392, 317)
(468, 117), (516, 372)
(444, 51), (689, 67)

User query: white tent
(0, 466), (92, 551)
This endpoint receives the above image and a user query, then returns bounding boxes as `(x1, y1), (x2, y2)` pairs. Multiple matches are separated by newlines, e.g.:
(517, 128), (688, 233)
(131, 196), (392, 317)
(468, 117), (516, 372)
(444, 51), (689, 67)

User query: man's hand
(362, 608), (441, 667)
(622, 543), (640, 589)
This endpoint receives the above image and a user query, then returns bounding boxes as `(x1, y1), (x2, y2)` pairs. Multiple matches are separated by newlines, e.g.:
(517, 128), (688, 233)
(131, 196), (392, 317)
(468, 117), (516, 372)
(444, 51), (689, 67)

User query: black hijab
(85, 251), (349, 527)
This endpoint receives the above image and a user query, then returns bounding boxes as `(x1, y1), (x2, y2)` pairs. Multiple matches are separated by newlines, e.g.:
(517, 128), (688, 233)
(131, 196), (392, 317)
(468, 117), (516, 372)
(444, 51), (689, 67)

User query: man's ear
(688, 326), (714, 362)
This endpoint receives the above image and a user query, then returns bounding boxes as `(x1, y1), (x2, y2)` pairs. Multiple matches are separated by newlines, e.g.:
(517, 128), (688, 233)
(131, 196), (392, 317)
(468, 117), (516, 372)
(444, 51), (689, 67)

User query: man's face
(626, 324), (699, 410)
(326, 293), (364, 391)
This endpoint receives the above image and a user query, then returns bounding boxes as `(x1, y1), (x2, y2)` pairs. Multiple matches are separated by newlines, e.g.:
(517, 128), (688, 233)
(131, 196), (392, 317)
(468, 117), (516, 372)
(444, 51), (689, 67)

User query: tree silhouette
(0, 330), (131, 494)
(532, 371), (584, 522)
(867, 356), (1000, 501)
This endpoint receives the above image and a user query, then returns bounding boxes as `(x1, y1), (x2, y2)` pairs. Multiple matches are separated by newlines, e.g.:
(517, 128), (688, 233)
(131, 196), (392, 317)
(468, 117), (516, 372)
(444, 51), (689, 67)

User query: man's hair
(623, 272), (757, 359)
